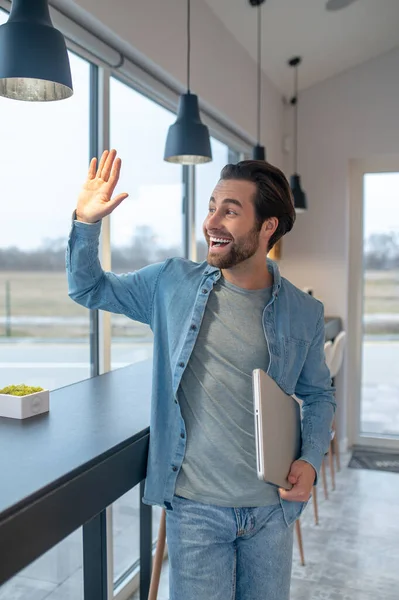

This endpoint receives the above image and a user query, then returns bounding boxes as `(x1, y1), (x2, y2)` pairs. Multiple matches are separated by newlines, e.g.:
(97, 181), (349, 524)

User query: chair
(311, 341), (333, 509)
(324, 340), (333, 372)
(323, 339), (337, 489)
(328, 331), (347, 473)
(148, 509), (167, 600)
(295, 519), (305, 566)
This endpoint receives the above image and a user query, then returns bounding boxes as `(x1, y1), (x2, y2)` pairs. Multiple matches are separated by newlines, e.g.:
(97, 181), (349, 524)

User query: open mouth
(209, 236), (233, 251)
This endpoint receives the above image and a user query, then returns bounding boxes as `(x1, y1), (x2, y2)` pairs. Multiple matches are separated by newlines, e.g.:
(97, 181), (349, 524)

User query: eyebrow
(209, 196), (243, 209)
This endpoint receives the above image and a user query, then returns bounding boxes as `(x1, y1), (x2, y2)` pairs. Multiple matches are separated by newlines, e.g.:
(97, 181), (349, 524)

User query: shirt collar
(203, 258), (282, 296)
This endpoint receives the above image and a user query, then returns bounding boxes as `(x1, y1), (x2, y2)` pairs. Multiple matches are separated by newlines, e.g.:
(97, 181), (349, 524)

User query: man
(67, 149), (335, 600)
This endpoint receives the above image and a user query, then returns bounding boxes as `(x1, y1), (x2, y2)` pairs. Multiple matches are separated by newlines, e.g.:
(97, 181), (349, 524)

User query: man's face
(203, 179), (263, 269)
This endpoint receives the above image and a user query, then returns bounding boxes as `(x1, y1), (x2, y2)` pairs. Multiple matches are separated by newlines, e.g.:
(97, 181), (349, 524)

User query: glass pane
(361, 172), (399, 437)
(0, 531), (83, 600)
(195, 137), (230, 262)
(0, 50), (91, 391)
(109, 77), (182, 586)
(0, 32), (90, 596)
(113, 488), (163, 587)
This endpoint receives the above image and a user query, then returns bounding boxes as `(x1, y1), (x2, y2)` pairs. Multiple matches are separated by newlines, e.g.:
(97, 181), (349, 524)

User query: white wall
(280, 46), (399, 444)
(59, 0), (284, 167)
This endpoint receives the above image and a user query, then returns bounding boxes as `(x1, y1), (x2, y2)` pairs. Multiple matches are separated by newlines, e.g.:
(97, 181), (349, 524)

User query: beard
(205, 224), (261, 269)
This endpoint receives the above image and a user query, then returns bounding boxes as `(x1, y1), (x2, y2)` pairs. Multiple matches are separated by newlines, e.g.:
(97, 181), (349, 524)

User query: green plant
(0, 384), (44, 397)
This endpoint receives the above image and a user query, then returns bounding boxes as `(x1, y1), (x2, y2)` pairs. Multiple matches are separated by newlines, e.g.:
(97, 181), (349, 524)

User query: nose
(206, 209), (222, 229)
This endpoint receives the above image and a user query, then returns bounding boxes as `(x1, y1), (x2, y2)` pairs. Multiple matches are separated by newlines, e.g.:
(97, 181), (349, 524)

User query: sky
(363, 173), (399, 239)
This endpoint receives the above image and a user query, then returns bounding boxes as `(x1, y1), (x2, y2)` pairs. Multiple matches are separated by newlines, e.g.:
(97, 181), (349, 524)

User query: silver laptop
(252, 368), (302, 490)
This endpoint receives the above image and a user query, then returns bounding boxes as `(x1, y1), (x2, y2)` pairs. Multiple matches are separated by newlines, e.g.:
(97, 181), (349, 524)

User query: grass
(0, 269), (397, 338)
(363, 270), (399, 314)
(0, 271), (83, 317)
(0, 271), (150, 339)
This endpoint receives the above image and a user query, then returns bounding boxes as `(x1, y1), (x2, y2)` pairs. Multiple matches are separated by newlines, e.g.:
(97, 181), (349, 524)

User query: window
(0, 530), (83, 599)
(361, 172), (399, 437)
(195, 137), (236, 261)
(109, 77), (183, 587)
(0, 35), (90, 600)
(0, 49), (91, 389)
(109, 77), (183, 368)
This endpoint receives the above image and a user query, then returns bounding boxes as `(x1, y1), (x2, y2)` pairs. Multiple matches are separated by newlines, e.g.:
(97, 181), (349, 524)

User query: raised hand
(76, 149), (128, 223)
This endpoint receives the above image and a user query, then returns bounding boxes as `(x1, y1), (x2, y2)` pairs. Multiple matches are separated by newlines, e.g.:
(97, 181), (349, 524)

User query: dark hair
(219, 160), (296, 251)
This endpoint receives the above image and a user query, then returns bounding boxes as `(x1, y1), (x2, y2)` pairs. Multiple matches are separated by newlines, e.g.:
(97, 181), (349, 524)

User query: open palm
(76, 149), (128, 223)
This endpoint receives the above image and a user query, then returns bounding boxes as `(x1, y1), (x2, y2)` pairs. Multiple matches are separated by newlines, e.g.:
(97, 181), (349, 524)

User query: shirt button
(174, 398), (178, 404)
(172, 466), (178, 472)
(180, 432), (185, 439)
(178, 361), (185, 368)
(190, 324), (197, 331)
(202, 288), (208, 294)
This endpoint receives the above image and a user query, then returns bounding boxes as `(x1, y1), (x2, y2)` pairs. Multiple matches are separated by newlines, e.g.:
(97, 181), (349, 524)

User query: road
(0, 342), (153, 390)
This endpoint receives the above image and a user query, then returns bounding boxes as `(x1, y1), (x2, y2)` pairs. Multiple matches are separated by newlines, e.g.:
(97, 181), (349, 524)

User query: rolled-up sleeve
(295, 303), (336, 480)
(66, 218), (165, 327)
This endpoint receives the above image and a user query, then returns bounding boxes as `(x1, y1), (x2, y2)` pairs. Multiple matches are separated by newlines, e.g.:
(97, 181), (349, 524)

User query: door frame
(348, 154), (399, 450)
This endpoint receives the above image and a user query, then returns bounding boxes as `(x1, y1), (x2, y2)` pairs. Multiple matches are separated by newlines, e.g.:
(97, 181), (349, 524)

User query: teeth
(210, 237), (232, 243)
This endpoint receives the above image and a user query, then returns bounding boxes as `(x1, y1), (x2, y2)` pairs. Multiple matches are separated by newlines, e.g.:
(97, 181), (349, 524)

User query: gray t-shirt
(175, 277), (279, 507)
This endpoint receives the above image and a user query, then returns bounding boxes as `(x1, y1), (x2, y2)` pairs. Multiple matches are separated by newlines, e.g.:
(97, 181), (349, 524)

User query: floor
(1, 454), (399, 599)
(129, 454), (399, 600)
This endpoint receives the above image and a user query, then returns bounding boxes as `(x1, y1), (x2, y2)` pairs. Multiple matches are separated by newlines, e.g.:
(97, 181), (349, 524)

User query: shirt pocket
(281, 336), (310, 393)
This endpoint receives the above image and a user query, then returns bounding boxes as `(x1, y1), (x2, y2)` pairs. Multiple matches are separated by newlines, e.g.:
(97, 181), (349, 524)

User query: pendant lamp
(326, 0), (359, 10)
(250, 0), (266, 161)
(0, 0), (73, 102)
(164, 0), (212, 164)
(288, 56), (307, 212)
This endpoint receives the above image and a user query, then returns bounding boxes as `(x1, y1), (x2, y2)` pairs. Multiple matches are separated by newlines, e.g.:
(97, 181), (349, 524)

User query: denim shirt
(66, 219), (335, 523)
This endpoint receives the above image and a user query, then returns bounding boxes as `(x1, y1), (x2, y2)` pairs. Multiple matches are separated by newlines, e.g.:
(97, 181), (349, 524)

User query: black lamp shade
(164, 93), (212, 164)
(290, 174), (307, 213)
(252, 144), (266, 161)
(0, 0), (73, 102)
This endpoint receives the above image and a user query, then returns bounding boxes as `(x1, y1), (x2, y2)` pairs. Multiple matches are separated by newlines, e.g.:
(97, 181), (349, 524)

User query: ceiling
(204, 0), (399, 95)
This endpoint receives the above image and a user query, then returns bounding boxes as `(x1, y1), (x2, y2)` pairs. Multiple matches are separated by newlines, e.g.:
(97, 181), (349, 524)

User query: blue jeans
(166, 495), (301, 600)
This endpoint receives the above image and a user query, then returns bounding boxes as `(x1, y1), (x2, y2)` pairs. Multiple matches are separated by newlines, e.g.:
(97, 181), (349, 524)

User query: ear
(262, 217), (279, 236)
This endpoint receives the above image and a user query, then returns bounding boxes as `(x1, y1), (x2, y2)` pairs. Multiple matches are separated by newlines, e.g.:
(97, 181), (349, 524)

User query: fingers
(105, 193), (129, 215)
(279, 484), (310, 503)
(96, 150), (109, 178)
(106, 156), (122, 196)
(101, 149), (117, 182)
(112, 192), (129, 206)
(88, 157), (97, 180)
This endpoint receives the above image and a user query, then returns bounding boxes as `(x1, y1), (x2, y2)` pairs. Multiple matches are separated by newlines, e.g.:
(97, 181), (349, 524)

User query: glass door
(361, 172), (399, 439)
(349, 157), (399, 451)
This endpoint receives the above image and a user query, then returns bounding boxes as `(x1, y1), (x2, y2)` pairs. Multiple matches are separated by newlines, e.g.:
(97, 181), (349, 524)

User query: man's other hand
(278, 459), (316, 502)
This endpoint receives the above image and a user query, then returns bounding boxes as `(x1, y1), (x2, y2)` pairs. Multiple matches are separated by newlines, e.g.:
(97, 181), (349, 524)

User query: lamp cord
(293, 65), (298, 173)
(257, 3), (262, 144)
(187, 0), (191, 93)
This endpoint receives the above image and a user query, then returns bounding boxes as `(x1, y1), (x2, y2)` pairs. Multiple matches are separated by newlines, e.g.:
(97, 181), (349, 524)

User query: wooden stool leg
(328, 442), (336, 491)
(295, 519), (305, 566)
(312, 485), (319, 526)
(332, 420), (341, 472)
(148, 509), (167, 600)
(321, 458), (328, 500)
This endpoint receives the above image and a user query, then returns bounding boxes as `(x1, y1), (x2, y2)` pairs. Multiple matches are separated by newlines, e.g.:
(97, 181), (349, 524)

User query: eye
(208, 207), (216, 214)
(227, 209), (237, 216)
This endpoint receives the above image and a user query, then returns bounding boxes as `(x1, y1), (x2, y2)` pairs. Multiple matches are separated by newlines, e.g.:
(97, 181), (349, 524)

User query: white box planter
(0, 389), (49, 419)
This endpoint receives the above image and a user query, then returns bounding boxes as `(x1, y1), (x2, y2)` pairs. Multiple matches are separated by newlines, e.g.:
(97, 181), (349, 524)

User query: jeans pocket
(279, 497), (308, 527)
